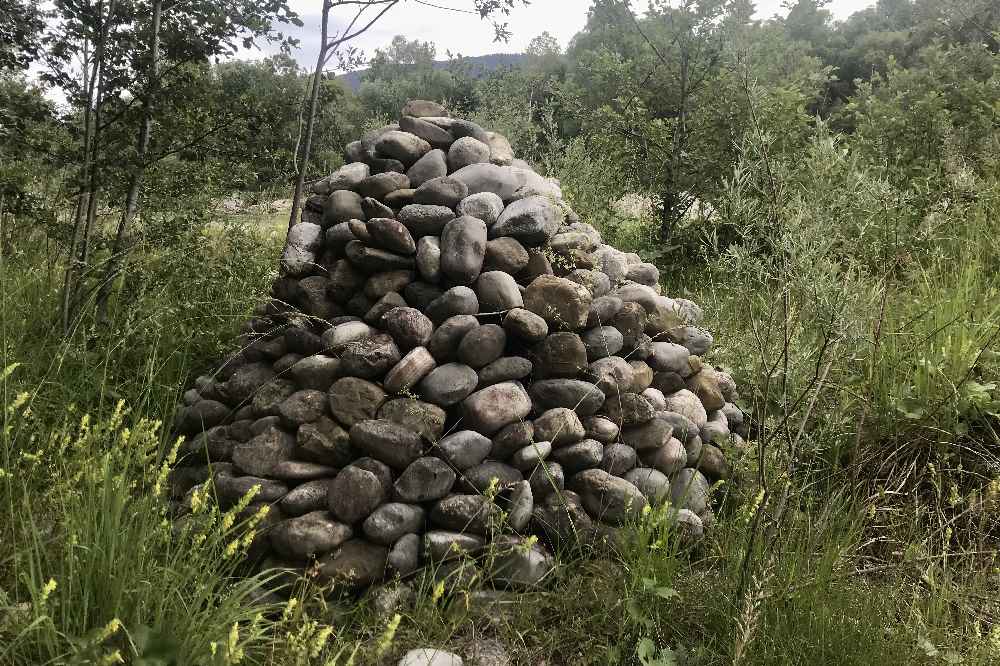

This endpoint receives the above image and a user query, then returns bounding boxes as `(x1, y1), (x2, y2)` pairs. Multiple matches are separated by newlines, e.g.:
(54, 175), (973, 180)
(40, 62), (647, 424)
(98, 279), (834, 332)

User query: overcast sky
(262, 0), (876, 71)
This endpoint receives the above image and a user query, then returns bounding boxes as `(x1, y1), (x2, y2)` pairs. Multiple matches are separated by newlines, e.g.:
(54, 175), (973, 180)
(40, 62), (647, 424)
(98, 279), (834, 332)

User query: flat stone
(457, 192), (505, 225)
(349, 419), (425, 470)
(325, 162), (370, 192)
(269, 460), (338, 481)
(430, 494), (496, 535)
(426, 286), (479, 324)
(214, 473), (288, 508)
(244, 379), (295, 420)
(549, 438), (603, 474)
(670, 468), (711, 514)
(449, 163), (521, 201)
(322, 321), (376, 352)
(367, 218), (416, 255)
(278, 389), (328, 427)
(583, 415), (619, 444)
(475, 271), (523, 311)
(529, 379), (605, 416)
(477, 356), (532, 387)
(383, 347), (437, 394)
(345, 241), (415, 273)
(362, 197), (394, 219)
(631, 361), (655, 392)
(582, 326), (624, 361)
(490, 195), (562, 245)
(405, 281), (444, 311)
(533, 332), (587, 379)
(365, 292), (407, 325)
(584, 356), (634, 397)
(279, 479), (329, 516)
(363, 503), (426, 545)
(339, 333), (401, 379)
(483, 237), (529, 274)
(176, 400), (230, 434)
(387, 533), (421, 576)
(461, 381), (532, 435)
(419, 363), (479, 407)
(297, 416), (354, 467)
(485, 131), (514, 166)
(587, 295), (624, 328)
(664, 389), (708, 427)
(381, 307), (433, 350)
(510, 441), (552, 471)
(624, 467), (671, 503)
(601, 443), (637, 475)
(328, 377), (386, 427)
(489, 537), (554, 589)
(358, 172), (410, 200)
(328, 466), (386, 523)
(505, 480), (533, 531)
(457, 324), (506, 369)
(423, 530), (485, 562)
(398, 204), (455, 237)
(527, 461), (565, 502)
(523, 275), (592, 331)
(531, 489), (594, 549)
(533, 408), (585, 446)
(416, 236), (441, 283)
(401, 115), (453, 147)
(621, 418), (673, 452)
(402, 99), (449, 118)
(566, 269), (611, 299)
(414, 176), (469, 208)
(569, 469), (648, 526)
(289, 355), (342, 391)
(649, 342), (692, 375)
(642, 387), (667, 411)
(395, 457), (457, 502)
(376, 130), (430, 166)
(281, 222), (323, 277)
(428, 314), (479, 362)
(687, 370), (726, 411)
(602, 392), (655, 427)
(639, 437), (687, 475)
(270, 511), (352, 559)
(377, 397), (446, 441)
(448, 136), (491, 171)
(317, 539), (388, 588)
(406, 148), (448, 188)
(434, 430), (492, 470)
(491, 421), (534, 460)
(440, 215), (487, 285)
(232, 427), (295, 476)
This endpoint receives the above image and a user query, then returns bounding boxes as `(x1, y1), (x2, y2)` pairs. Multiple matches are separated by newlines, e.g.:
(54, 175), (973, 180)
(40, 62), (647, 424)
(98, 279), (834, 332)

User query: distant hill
(338, 53), (527, 91)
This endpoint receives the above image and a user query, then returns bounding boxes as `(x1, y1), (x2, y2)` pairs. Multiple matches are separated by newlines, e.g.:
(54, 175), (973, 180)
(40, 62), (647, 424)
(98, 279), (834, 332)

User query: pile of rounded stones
(169, 99), (746, 593)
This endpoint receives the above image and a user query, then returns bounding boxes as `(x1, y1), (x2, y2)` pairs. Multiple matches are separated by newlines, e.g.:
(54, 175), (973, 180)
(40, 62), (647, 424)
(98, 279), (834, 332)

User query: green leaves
(637, 638), (678, 666)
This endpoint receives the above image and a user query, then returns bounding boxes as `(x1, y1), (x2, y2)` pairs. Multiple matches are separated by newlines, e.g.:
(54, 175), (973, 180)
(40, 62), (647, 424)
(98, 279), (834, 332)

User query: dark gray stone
(440, 215), (488, 285)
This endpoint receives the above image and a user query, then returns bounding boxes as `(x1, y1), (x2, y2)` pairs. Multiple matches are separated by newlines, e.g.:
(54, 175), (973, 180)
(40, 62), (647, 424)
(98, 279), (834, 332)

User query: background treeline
(3, 0), (1000, 664)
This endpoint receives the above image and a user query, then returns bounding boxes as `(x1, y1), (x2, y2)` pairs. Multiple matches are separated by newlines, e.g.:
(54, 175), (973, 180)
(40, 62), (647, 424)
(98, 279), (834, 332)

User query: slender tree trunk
(287, 0), (331, 230)
(62, 32), (96, 334)
(95, 0), (162, 323)
(661, 42), (690, 242)
(78, 0), (117, 277)
(62, 1), (114, 334)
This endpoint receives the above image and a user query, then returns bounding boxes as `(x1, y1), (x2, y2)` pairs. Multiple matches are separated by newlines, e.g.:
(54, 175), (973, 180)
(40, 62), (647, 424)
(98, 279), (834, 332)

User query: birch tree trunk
(287, 0), (331, 231)
(95, 0), (162, 323)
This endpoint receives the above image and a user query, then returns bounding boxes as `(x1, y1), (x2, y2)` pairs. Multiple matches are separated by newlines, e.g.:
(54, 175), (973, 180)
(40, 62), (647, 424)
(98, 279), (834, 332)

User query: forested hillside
(1, 0), (999, 664)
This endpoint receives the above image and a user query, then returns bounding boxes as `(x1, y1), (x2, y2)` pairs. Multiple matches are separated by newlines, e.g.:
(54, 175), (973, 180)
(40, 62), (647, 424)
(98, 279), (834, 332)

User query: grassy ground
(2, 161), (1000, 663)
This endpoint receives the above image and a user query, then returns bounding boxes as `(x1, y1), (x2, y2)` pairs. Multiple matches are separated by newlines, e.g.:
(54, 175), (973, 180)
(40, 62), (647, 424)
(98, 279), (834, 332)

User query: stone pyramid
(169, 99), (745, 591)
